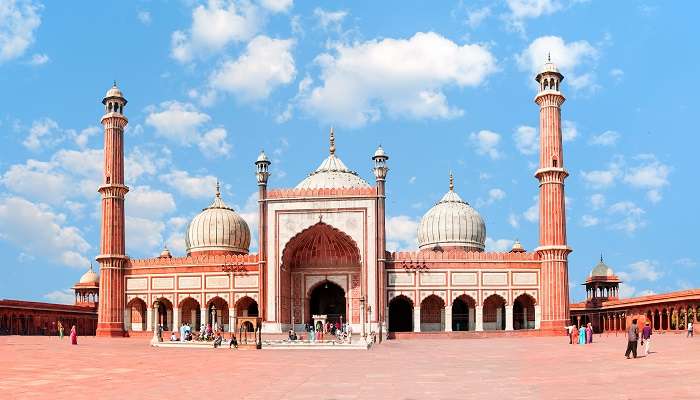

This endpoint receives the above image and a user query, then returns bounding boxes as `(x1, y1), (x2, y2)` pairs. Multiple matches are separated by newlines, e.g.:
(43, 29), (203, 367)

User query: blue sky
(1, 0), (698, 304)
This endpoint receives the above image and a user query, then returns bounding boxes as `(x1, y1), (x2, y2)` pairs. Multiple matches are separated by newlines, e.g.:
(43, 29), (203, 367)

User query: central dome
(417, 174), (486, 251)
(295, 128), (370, 190)
(590, 256), (615, 277)
(185, 184), (251, 255)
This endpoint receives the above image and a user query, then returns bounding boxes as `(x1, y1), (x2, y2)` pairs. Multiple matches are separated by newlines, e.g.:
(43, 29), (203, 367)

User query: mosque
(87, 58), (572, 338)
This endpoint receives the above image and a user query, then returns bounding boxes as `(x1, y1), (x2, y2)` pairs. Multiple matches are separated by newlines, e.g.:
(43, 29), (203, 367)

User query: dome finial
(600, 252), (604, 263)
(329, 126), (336, 155)
(88, 262), (93, 272)
(113, 80), (117, 87)
(547, 52), (551, 63)
(449, 171), (454, 191)
(215, 180), (221, 197)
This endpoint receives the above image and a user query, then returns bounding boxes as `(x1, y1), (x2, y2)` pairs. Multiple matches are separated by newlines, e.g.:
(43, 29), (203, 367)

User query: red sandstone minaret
(534, 56), (572, 332)
(96, 83), (129, 337)
(372, 144), (389, 335)
(255, 150), (271, 322)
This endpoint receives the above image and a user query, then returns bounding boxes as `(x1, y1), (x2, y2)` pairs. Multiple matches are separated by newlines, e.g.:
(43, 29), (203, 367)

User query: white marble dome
(185, 189), (250, 254)
(417, 176), (486, 251)
(296, 128), (370, 190)
(79, 265), (99, 284)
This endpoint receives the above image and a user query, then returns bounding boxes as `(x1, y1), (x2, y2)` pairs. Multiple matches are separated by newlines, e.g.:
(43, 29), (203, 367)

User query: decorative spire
(329, 126), (336, 155)
(113, 80), (117, 87)
(215, 180), (221, 197)
(449, 171), (454, 191)
(600, 253), (604, 263)
(547, 52), (551, 63)
(88, 262), (93, 272)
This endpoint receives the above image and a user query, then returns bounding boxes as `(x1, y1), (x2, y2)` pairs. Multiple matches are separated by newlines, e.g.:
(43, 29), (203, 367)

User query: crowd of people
(285, 321), (353, 343)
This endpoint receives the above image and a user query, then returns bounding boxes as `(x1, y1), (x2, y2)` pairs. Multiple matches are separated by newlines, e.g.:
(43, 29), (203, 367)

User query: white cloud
(580, 168), (619, 189)
(301, 32), (497, 127)
(516, 36), (599, 92)
(234, 191), (259, 251)
(469, 130), (502, 159)
(43, 289), (75, 305)
(126, 186), (176, 220)
(477, 188), (506, 207)
(581, 214), (599, 227)
(160, 170), (218, 199)
(386, 215), (419, 251)
(523, 197), (538, 223)
(22, 118), (60, 151)
(209, 35), (296, 101)
(562, 120), (577, 141)
(126, 216), (165, 256)
(137, 10), (151, 25)
(623, 156), (670, 191)
(608, 201), (645, 233)
(508, 212), (520, 228)
(589, 130), (620, 146)
(171, 0), (260, 63)
(674, 257), (697, 267)
(618, 283), (636, 299)
(145, 101), (231, 156)
(0, 0), (42, 63)
(313, 7), (347, 30)
(466, 7), (491, 29)
(589, 193), (605, 210)
(71, 126), (100, 148)
(260, 0), (292, 13)
(485, 237), (514, 252)
(513, 125), (537, 155)
(610, 68), (624, 82)
(0, 196), (90, 268)
(198, 127), (232, 157)
(504, 0), (562, 33)
(1, 159), (70, 204)
(620, 259), (663, 282)
(28, 52), (48, 65)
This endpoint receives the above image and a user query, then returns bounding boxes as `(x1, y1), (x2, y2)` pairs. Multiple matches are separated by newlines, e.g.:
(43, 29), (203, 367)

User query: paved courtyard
(1, 332), (698, 399)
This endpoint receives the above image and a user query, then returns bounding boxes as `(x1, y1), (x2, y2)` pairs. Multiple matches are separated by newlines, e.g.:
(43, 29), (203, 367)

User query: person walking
(70, 325), (78, 345)
(688, 320), (694, 338)
(58, 321), (64, 340)
(641, 321), (652, 356)
(578, 324), (586, 345)
(569, 325), (578, 345)
(625, 319), (639, 359)
(585, 323), (593, 344)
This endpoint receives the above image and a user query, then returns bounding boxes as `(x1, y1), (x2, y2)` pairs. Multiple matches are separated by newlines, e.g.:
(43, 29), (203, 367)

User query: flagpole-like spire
(329, 126), (336, 155)
(449, 171), (454, 191)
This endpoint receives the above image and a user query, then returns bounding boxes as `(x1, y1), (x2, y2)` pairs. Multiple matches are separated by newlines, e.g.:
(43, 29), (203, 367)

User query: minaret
(255, 150), (271, 322)
(534, 56), (572, 332)
(96, 83), (129, 337)
(372, 144), (389, 338)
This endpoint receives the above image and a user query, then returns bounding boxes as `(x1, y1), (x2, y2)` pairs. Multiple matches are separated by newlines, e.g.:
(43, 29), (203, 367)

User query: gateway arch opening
(309, 281), (346, 324)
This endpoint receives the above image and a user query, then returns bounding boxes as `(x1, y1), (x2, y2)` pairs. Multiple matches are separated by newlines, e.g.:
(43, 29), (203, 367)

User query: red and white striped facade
(95, 62), (572, 337)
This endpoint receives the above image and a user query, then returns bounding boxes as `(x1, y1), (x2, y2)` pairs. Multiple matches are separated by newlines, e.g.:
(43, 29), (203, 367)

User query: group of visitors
(567, 323), (594, 344)
(297, 321), (353, 343)
(625, 319), (654, 358)
(56, 321), (77, 345)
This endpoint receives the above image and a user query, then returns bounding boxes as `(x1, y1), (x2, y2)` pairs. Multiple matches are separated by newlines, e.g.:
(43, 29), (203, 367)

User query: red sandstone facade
(90, 60), (573, 339)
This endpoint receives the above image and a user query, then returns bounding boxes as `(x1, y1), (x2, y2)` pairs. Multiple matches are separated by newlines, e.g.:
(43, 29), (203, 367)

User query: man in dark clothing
(625, 319), (639, 359)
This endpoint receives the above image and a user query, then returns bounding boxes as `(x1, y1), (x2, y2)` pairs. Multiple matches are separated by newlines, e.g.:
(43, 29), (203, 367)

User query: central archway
(389, 295), (413, 332)
(309, 281), (346, 324)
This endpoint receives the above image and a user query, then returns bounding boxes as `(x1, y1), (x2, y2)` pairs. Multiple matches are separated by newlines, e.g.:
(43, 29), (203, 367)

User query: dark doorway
(452, 295), (474, 331)
(389, 295), (413, 332)
(309, 281), (346, 323)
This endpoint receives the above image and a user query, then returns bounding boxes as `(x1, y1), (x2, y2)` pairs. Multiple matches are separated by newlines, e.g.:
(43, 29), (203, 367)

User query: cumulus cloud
(485, 237), (514, 252)
(313, 7), (347, 30)
(476, 188), (506, 207)
(469, 130), (502, 159)
(516, 35), (599, 92)
(523, 197), (538, 223)
(260, 0), (292, 13)
(0, 196), (90, 268)
(126, 186), (176, 220)
(28, 52), (48, 65)
(581, 214), (599, 227)
(386, 215), (419, 252)
(562, 120), (577, 141)
(171, 0), (260, 63)
(513, 125), (537, 155)
(209, 35), (296, 101)
(589, 193), (605, 210)
(137, 10), (151, 25)
(608, 201), (645, 233)
(0, 0), (42, 63)
(300, 32), (497, 127)
(44, 289), (75, 304)
(22, 118), (60, 151)
(618, 259), (663, 282)
(674, 257), (697, 267)
(160, 169), (218, 199)
(126, 216), (165, 256)
(623, 155), (670, 203)
(589, 130), (620, 146)
(504, 0), (562, 33)
(508, 212), (520, 228)
(466, 7), (491, 29)
(145, 101), (231, 156)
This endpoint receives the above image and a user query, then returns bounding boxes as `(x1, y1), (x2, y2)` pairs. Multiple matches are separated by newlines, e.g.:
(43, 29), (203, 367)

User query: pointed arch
(483, 294), (506, 331)
(281, 222), (361, 270)
(388, 295), (413, 332)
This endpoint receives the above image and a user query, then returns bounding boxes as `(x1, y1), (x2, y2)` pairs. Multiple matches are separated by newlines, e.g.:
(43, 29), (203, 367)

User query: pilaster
(475, 306), (484, 332)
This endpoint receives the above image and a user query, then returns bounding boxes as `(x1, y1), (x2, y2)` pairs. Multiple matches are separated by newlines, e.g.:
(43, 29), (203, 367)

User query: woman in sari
(70, 325), (77, 345)
(58, 321), (64, 339)
(569, 325), (578, 345)
(586, 323), (593, 344)
(578, 324), (586, 344)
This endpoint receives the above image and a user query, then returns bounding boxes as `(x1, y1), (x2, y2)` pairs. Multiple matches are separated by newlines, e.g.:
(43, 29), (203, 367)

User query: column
(469, 307), (475, 331)
(200, 308), (208, 329)
(444, 306), (452, 332)
(475, 306), (484, 332)
(228, 308), (236, 332)
(505, 305), (514, 331)
(413, 307), (421, 332)
(123, 308), (131, 331)
(534, 305), (541, 329)
(172, 307), (180, 333)
(146, 305), (153, 332)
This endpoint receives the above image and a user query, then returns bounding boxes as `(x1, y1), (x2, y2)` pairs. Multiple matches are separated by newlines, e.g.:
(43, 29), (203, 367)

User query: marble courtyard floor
(2, 333), (698, 399)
